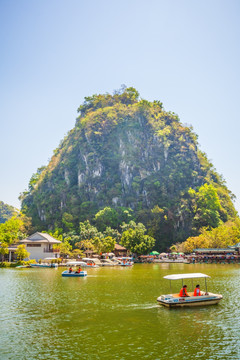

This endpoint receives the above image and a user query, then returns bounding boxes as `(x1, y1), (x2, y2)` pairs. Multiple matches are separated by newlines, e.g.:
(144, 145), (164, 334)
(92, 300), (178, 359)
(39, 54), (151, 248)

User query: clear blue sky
(1, 0), (240, 213)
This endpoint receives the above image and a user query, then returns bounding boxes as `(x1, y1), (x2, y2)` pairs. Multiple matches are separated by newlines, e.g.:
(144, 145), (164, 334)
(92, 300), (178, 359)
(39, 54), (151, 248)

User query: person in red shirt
(179, 285), (189, 297)
(194, 284), (201, 296)
(75, 267), (82, 274)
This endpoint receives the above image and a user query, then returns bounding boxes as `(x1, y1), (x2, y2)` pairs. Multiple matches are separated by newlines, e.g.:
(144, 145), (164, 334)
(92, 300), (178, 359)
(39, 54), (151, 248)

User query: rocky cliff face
(21, 88), (236, 248)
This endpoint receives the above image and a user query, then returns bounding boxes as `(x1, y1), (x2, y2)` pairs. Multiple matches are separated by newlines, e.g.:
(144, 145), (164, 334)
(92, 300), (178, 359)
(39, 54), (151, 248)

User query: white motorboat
(100, 259), (116, 266)
(157, 273), (222, 308)
(82, 258), (100, 267)
(111, 258), (122, 265)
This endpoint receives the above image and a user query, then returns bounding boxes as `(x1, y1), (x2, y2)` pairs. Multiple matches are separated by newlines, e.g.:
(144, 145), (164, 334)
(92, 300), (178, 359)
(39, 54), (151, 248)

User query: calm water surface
(0, 263), (239, 359)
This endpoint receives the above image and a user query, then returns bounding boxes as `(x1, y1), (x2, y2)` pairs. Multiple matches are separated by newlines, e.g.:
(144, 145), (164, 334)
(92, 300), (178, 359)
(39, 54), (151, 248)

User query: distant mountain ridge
(0, 201), (18, 223)
(20, 87), (237, 249)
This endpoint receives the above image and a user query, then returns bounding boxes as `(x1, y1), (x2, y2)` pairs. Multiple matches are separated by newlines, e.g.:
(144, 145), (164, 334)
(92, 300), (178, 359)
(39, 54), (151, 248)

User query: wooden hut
(114, 244), (128, 257)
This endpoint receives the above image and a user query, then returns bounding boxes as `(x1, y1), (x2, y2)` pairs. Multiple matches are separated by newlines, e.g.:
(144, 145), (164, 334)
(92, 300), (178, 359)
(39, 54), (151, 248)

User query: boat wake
(121, 303), (159, 310)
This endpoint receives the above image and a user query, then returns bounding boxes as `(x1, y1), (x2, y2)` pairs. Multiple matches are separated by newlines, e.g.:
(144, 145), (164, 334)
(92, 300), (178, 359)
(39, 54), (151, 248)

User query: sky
(0, 0), (240, 213)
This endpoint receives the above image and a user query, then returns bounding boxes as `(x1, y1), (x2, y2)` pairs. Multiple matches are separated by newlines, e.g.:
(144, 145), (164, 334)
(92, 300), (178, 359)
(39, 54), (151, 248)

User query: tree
(170, 245), (177, 252)
(172, 242), (186, 253)
(182, 220), (240, 253)
(91, 236), (102, 254)
(120, 87), (139, 105)
(79, 220), (102, 241)
(189, 183), (222, 231)
(66, 232), (81, 247)
(0, 215), (28, 245)
(91, 236), (116, 254)
(100, 236), (116, 253)
(0, 242), (9, 261)
(94, 207), (133, 232)
(53, 239), (72, 258)
(48, 230), (73, 258)
(72, 249), (84, 258)
(120, 220), (146, 233)
(76, 239), (96, 252)
(94, 207), (119, 231)
(120, 222), (155, 255)
(62, 212), (74, 231)
(103, 227), (121, 242)
(15, 244), (30, 261)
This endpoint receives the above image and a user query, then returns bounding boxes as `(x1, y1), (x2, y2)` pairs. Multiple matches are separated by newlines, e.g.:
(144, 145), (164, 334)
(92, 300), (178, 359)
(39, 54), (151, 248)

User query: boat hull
(120, 263), (133, 266)
(85, 265), (99, 268)
(61, 270), (87, 277)
(101, 263), (115, 266)
(31, 264), (58, 268)
(157, 293), (222, 307)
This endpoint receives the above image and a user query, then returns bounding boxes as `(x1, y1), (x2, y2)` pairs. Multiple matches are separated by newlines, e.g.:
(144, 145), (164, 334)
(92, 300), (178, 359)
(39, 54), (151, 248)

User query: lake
(0, 263), (239, 359)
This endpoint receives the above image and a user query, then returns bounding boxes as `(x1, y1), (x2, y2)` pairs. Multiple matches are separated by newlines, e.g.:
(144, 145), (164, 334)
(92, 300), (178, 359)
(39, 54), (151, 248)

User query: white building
(20, 232), (61, 261)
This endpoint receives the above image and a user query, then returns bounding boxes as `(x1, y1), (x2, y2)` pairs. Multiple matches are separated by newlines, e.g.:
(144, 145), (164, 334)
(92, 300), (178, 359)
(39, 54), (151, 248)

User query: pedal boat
(119, 257), (134, 266)
(61, 270), (87, 277)
(66, 260), (99, 268)
(157, 273), (222, 308)
(62, 261), (87, 277)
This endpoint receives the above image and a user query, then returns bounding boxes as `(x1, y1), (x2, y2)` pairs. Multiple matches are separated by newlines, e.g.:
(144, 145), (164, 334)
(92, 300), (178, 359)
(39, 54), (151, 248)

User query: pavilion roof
(20, 232), (61, 244)
(114, 244), (127, 250)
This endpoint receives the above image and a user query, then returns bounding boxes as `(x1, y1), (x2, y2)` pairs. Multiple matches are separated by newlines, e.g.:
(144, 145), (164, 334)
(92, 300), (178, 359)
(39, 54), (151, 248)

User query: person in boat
(179, 285), (190, 297)
(75, 267), (82, 274)
(194, 284), (201, 296)
(69, 267), (73, 273)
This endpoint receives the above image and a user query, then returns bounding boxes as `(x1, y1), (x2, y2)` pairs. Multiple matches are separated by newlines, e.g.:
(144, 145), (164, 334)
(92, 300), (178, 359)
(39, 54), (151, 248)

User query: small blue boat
(61, 270), (87, 277)
(119, 257), (134, 266)
(31, 263), (58, 268)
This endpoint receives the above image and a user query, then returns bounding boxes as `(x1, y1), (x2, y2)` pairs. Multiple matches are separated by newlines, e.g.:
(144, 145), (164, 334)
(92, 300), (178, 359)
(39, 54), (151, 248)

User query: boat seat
(172, 292), (194, 298)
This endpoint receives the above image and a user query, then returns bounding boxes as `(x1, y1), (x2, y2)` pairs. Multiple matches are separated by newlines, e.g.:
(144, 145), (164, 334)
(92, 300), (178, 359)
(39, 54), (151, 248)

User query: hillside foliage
(20, 87), (237, 251)
(182, 219), (240, 253)
(0, 213), (32, 246)
(0, 201), (18, 223)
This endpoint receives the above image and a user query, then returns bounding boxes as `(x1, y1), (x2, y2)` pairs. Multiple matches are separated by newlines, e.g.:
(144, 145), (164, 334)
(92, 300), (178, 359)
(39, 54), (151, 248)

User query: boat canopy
(164, 273), (210, 280)
(66, 261), (87, 266)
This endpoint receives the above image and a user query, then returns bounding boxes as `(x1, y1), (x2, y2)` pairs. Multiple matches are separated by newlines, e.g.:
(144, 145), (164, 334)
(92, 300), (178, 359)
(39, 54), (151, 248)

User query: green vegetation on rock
(0, 201), (18, 223)
(20, 87), (238, 251)
(182, 219), (240, 253)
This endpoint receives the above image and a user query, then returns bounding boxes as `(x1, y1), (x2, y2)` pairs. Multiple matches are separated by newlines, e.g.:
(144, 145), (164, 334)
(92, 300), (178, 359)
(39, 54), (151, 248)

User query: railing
(43, 249), (60, 253)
